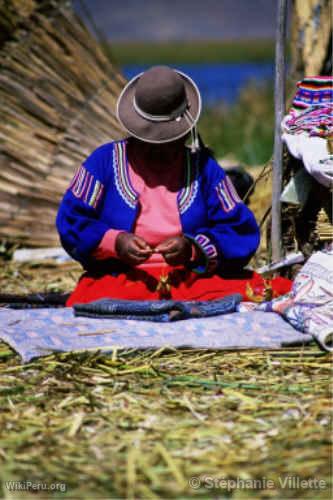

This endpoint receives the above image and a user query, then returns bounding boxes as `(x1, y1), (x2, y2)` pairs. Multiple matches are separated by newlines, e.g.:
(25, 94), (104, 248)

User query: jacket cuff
(92, 229), (122, 260)
(185, 233), (219, 274)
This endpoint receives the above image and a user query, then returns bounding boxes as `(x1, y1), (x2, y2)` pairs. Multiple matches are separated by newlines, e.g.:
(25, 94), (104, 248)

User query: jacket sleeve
(185, 157), (260, 274)
(56, 143), (113, 265)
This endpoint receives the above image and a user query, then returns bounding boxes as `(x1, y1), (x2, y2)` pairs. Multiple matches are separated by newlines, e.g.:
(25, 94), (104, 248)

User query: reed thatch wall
(291, 0), (332, 77)
(0, 0), (125, 247)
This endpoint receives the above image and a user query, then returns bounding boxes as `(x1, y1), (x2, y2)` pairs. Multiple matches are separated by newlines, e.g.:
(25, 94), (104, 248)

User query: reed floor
(0, 260), (331, 499)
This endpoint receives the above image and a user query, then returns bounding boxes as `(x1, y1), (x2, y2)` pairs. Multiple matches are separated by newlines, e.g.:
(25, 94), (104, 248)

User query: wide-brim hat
(116, 65), (202, 144)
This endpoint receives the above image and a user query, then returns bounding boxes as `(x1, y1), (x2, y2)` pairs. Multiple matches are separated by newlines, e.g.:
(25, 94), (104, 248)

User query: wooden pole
(271, 0), (288, 262)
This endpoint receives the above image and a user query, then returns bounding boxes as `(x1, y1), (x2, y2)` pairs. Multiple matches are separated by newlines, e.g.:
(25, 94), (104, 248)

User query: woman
(57, 66), (290, 305)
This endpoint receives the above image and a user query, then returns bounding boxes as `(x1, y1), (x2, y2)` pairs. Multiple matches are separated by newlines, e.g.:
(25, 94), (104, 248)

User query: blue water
(122, 63), (274, 107)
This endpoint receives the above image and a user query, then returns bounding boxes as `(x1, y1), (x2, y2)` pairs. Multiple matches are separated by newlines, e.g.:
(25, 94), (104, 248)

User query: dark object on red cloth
(66, 265), (292, 306)
(74, 294), (242, 322)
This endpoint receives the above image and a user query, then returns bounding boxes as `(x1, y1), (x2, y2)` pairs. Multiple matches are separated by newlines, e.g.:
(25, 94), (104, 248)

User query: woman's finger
(129, 243), (151, 258)
(164, 249), (180, 259)
(133, 236), (151, 250)
(131, 240), (152, 255)
(155, 238), (178, 253)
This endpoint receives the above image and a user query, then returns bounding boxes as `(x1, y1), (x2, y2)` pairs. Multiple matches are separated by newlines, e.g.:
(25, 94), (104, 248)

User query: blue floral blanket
(0, 307), (313, 363)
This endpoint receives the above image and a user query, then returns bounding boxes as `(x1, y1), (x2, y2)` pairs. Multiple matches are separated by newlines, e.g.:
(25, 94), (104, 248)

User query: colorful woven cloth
(282, 77), (333, 139)
(283, 103), (333, 138)
(0, 307), (313, 363)
(292, 77), (333, 111)
(281, 76), (333, 187)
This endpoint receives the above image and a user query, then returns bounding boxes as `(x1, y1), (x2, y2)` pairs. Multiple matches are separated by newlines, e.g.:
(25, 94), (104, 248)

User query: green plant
(199, 81), (275, 166)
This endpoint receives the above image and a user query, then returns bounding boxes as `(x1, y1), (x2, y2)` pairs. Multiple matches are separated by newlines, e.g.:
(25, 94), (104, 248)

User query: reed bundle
(0, 0), (125, 247)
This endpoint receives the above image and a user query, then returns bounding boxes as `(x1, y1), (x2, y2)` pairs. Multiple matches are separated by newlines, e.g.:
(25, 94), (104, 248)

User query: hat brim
(116, 70), (202, 143)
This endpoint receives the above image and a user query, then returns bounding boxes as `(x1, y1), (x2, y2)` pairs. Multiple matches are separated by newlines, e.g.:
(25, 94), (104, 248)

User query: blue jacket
(56, 140), (260, 274)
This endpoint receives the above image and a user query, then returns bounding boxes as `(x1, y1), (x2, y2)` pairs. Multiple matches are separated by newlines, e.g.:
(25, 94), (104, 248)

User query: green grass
(199, 82), (275, 165)
(107, 39), (275, 65)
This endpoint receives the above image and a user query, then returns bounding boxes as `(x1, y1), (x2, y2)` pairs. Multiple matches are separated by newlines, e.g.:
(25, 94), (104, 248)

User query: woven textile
(292, 77), (333, 111)
(282, 77), (333, 139)
(0, 308), (312, 363)
(283, 104), (333, 138)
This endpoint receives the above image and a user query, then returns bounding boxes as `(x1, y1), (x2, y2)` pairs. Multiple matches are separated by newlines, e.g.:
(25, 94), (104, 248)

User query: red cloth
(66, 264), (292, 306)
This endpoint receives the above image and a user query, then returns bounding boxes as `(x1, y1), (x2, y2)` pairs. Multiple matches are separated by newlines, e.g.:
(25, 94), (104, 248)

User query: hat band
(133, 96), (188, 122)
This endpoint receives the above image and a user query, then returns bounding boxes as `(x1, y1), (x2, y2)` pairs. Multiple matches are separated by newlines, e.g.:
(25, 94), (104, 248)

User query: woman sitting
(56, 66), (290, 306)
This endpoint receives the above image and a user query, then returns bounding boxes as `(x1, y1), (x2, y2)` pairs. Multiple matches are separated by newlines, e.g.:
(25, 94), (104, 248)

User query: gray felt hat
(116, 65), (202, 144)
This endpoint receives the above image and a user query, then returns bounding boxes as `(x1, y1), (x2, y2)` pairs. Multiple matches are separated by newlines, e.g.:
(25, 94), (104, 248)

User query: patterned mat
(0, 307), (313, 363)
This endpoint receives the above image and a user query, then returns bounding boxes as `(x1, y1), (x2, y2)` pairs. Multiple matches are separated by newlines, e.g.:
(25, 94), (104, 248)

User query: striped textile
(292, 76), (333, 111)
(283, 103), (333, 138)
(283, 77), (333, 138)
(215, 177), (241, 212)
(69, 165), (104, 209)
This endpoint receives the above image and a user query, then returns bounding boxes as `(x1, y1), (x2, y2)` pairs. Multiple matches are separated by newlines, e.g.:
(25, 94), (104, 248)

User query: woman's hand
(155, 236), (192, 266)
(116, 232), (152, 266)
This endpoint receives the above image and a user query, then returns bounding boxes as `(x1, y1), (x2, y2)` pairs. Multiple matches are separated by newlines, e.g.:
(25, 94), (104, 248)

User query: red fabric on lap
(66, 265), (292, 306)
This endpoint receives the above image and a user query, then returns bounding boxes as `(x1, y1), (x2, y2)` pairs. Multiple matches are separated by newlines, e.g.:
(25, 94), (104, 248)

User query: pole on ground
(271, 0), (288, 262)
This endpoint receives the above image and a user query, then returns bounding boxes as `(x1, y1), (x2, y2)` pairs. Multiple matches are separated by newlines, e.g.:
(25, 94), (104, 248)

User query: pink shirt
(93, 157), (185, 267)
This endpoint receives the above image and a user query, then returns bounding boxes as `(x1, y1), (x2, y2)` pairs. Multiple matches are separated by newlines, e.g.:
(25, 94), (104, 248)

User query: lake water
(122, 63), (274, 107)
